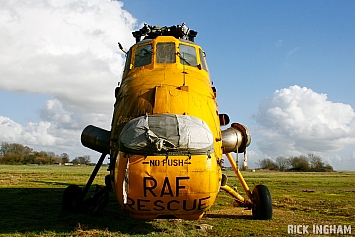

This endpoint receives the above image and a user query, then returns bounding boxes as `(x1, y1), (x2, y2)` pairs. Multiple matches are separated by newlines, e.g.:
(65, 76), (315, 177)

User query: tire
(251, 184), (272, 220)
(62, 185), (83, 212)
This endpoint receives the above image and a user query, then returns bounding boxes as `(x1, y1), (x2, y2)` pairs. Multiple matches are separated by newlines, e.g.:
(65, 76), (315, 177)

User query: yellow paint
(225, 153), (252, 198)
(110, 36), (223, 219)
(220, 185), (245, 203)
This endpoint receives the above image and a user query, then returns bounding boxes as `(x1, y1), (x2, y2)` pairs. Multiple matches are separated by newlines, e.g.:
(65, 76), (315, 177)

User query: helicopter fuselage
(110, 36), (222, 220)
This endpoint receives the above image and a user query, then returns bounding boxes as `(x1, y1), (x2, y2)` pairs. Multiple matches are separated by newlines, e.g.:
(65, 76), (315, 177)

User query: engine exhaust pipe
(221, 123), (251, 154)
(81, 125), (110, 154)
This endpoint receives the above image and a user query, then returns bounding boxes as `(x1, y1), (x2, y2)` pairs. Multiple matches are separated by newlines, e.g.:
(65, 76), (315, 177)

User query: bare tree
(308, 154), (324, 171)
(276, 156), (289, 171)
(259, 158), (277, 170)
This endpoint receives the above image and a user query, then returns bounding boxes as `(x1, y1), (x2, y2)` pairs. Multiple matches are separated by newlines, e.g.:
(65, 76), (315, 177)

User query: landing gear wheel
(251, 184), (272, 220)
(62, 185), (83, 212)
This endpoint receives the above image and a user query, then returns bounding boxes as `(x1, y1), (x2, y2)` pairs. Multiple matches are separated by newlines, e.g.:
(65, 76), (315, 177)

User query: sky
(1, 0), (354, 170)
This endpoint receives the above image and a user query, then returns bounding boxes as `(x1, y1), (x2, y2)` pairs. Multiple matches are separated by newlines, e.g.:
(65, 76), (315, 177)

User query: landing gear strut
(62, 153), (110, 215)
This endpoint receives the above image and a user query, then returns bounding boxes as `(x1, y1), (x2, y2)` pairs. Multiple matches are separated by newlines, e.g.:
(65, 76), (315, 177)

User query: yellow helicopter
(62, 23), (272, 220)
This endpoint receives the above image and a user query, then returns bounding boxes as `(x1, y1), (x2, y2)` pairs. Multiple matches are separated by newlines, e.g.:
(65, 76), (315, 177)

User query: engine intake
(81, 125), (110, 154)
(221, 123), (251, 154)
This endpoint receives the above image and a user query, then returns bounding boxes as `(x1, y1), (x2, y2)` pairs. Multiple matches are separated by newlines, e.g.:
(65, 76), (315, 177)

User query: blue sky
(1, 0), (354, 170)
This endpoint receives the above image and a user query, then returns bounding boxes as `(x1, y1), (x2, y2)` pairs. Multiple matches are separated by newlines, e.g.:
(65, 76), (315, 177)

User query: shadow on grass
(0, 187), (156, 235)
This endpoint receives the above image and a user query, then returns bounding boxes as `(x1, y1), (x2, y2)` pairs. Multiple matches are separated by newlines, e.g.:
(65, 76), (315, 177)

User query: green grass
(0, 165), (354, 236)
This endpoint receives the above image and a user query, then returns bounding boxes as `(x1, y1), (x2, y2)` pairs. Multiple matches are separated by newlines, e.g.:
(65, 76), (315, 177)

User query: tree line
(0, 142), (91, 165)
(1, 142), (333, 171)
(255, 154), (333, 172)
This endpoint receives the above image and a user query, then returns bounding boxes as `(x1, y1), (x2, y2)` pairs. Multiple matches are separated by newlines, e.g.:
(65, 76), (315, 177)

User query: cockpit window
(156, 43), (176, 63)
(179, 44), (197, 67)
(199, 48), (208, 71)
(134, 44), (152, 67)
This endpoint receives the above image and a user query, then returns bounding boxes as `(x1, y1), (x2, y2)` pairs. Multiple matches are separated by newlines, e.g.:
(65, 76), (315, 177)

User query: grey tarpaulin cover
(119, 114), (214, 154)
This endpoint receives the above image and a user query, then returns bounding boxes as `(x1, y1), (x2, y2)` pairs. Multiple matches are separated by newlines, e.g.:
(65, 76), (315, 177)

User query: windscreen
(134, 44), (152, 67)
(179, 44), (197, 67)
(156, 42), (176, 63)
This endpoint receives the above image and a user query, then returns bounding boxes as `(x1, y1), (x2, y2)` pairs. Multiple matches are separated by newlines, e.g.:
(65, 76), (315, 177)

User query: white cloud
(0, 0), (136, 113)
(0, 0), (137, 159)
(253, 85), (355, 165)
(1, 115), (62, 148)
(0, 98), (108, 159)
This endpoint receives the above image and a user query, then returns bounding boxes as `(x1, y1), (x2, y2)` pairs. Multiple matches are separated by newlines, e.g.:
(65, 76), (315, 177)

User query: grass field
(0, 165), (354, 236)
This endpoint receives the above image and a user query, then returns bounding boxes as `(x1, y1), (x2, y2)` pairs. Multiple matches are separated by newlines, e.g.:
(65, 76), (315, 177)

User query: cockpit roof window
(179, 44), (197, 67)
(156, 42), (176, 64)
(134, 44), (152, 67)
